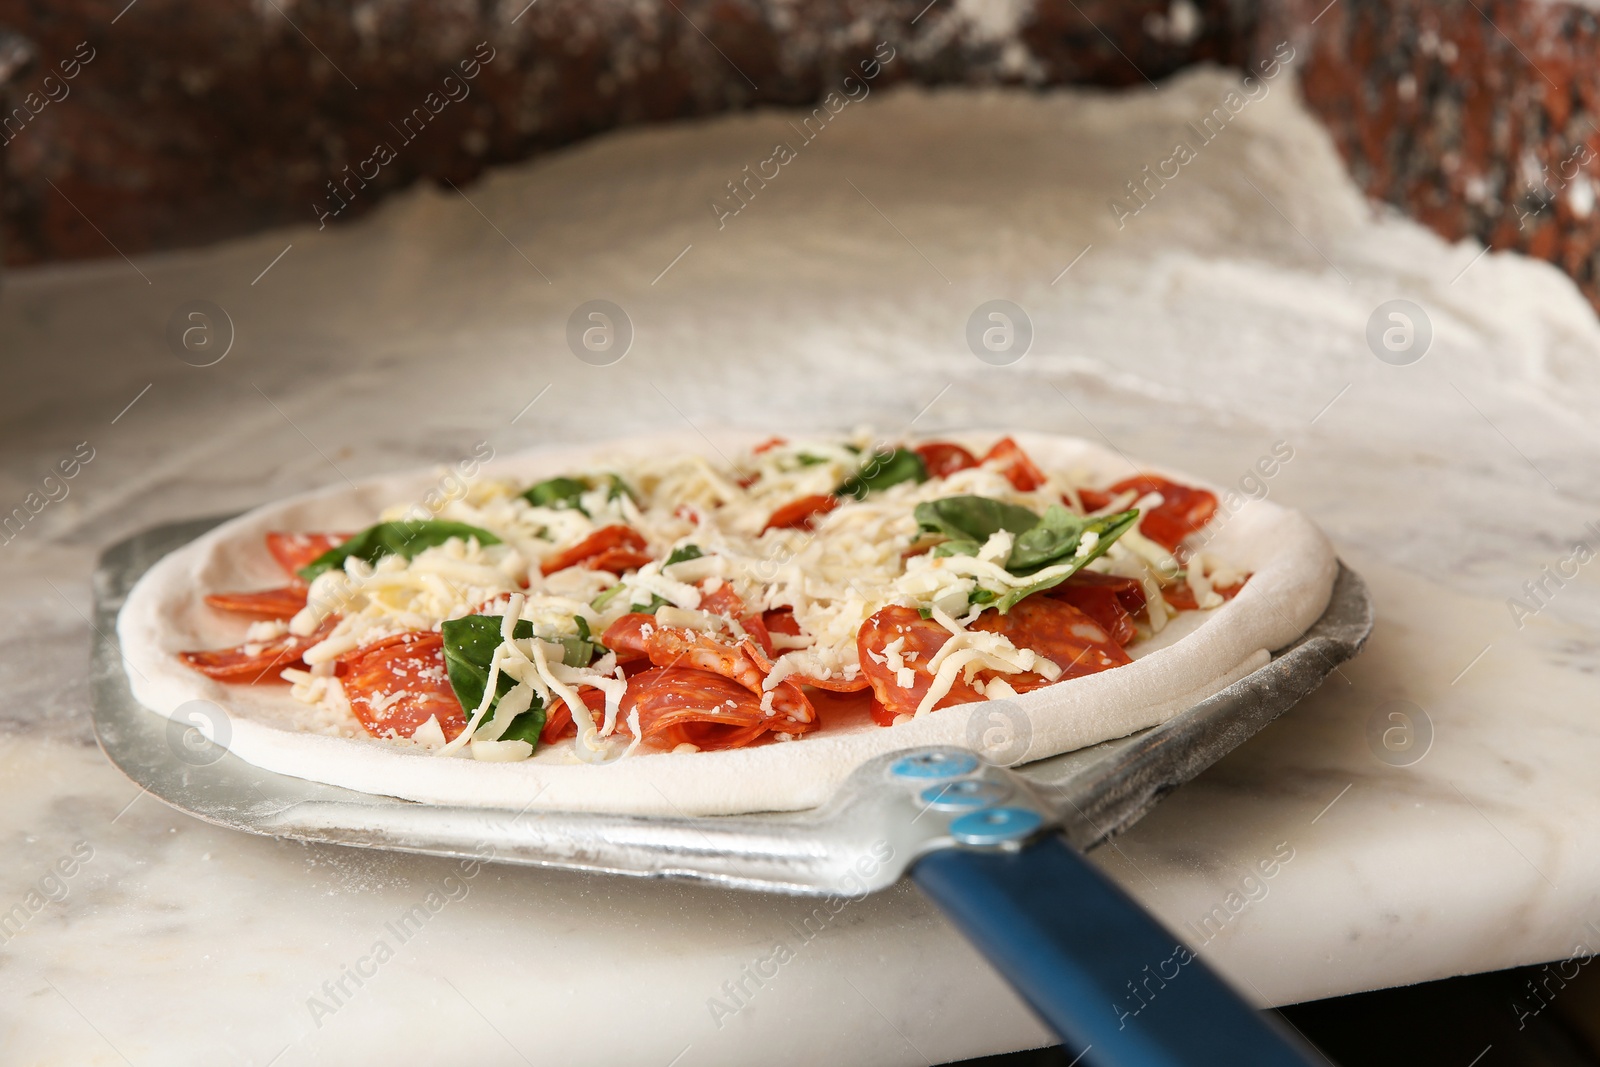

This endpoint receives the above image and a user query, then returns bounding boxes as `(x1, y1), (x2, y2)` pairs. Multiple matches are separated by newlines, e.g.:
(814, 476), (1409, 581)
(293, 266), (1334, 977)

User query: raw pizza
(118, 431), (1338, 815)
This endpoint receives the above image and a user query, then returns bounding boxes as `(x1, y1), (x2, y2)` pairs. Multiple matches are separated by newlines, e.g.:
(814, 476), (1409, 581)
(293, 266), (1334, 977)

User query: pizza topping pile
(179, 435), (1247, 762)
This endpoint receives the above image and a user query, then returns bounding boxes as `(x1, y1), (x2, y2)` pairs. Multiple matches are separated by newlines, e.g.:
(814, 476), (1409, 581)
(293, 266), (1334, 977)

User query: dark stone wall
(0, 0), (1255, 265)
(4, 0), (1600, 313)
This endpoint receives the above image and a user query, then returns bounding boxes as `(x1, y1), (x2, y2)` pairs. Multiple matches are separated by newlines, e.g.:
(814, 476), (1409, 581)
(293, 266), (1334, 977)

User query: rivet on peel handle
(919, 778), (1010, 811)
(948, 806), (1043, 846)
(889, 751), (979, 781)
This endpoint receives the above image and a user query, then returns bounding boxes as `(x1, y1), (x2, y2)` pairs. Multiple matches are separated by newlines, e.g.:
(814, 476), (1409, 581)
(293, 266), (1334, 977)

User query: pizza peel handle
(912, 836), (1321, 1067)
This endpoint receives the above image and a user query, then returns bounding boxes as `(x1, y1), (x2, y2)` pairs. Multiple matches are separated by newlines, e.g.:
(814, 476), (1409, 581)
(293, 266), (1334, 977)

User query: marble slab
(1, 71), (1598, 1065)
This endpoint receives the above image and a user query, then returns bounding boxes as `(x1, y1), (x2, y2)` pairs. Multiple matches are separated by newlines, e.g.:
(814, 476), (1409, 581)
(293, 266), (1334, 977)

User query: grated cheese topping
(257, 434), (1240, 761)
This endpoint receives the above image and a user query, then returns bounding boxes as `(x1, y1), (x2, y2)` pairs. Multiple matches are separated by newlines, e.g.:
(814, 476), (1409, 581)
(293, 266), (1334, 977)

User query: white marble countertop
(3, 71), (1599, 1066)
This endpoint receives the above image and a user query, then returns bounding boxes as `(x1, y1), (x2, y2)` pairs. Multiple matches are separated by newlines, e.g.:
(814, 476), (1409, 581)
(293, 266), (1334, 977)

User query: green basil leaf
(556, 615), (602, 669)
(1007, 505), (1135, 574)
(555, 635), (598, 668)
(835, 447), (927, 500)
(604, 473), (636, 504)
(522, 473), (635, 517)
(796, 453), (828, 467)
(914, 496), (1041, 545)
(442, 613), (599, 746)
(521, 476), (589, 512)
(491, 704), (547, 745)
(591, 583), (628, 611)
(634, 594), (670, 616)
(589, 584), (667, 615)
(1006, 504), (1085, 573)
(440, 615), (547, 745)
(299, 520), (502, 582)
(994, 509), (1140, 611)
(664, 544), (703, 566)
(908, 495), (1141, 614)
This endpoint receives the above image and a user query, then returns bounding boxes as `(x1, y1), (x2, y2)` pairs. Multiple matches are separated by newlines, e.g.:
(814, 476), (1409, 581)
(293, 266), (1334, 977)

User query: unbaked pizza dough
(116, 429), (1338, 816)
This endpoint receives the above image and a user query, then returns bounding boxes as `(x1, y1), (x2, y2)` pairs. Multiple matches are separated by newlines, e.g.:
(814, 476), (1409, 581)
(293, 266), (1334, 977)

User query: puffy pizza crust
(116, 430), (1338, 816)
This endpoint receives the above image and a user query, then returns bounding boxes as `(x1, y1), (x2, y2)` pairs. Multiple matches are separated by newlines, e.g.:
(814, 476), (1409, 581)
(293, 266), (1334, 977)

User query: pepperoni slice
(1045, 572), (1147, 646)
(266, 532), (350, 577)
(539, 686), (608, 745)
(604, 608), (795, 708)
(540, 703), (573, 744)
(737, 600), (866, 692)
(1059, 571), (1147, 614)
(745, 614), (778, 660)
(620, 667), (815, 750)
(807, 686), (875, 723)
(914, 442), (979, 479)
(326, 629), (434, 667)
(341, 632), (468, 741)
(178, 616), (338, 684)
(636, 624), (813, 720)
(1162, 575), (1249, 612)
(971, 598), (1131, 691)
(540, 525), (648, 576)
(1074, 488), (1114, 512)
(583, 547), (654, 575)
(695, 582), (746, 621)
(790, 671), (870, 693)
(1106, 475), (1218, 552)
(856, 606), (985, 726)
(764, 608), (802, 637)
(204, 586), (309, 620)
(981, 437), (1047, 492)
(763, 494), (838, 532)
(203, 532), (349, 621)
(697, 581), (774, 657)
(601, 613), (655, 664)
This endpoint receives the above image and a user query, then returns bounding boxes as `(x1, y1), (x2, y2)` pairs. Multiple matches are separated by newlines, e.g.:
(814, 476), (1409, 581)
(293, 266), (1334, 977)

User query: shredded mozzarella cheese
(262, 438), (1239, 764)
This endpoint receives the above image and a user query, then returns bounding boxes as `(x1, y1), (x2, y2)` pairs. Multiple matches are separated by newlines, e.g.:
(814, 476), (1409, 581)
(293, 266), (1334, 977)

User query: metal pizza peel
(92, 516), (1372, 1066)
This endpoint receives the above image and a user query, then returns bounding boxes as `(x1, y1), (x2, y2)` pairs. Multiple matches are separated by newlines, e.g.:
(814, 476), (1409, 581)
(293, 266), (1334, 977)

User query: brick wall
(4, 0), (1600, 312)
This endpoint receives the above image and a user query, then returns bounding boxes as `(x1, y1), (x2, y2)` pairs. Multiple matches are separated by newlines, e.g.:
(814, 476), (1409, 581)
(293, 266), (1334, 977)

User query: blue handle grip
(911, 835), (1319, 1067)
